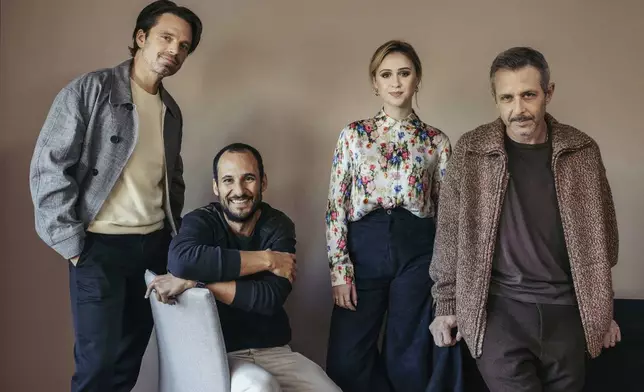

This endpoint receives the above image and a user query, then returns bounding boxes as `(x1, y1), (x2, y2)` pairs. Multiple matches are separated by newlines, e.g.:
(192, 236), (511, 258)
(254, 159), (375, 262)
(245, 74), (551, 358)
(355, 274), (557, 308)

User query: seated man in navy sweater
(146, 143), (340, 392)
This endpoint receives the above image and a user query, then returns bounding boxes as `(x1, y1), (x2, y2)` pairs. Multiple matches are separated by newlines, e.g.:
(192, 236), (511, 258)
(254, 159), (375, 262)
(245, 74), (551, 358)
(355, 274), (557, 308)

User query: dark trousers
(476, 295), (586, 392)
(426, 307), (466, 392)
(326, 208), (437, 392)
(68, 229), (170, 392)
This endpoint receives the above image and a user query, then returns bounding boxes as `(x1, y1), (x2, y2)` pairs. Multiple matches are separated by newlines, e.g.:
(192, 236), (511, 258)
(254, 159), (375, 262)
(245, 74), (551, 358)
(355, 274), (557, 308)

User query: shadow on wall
(0, 140), (76, 390)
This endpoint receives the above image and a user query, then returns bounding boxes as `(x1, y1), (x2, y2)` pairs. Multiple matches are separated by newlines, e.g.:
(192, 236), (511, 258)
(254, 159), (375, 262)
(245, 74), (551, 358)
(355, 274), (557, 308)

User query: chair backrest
(145, 270), (230, 392)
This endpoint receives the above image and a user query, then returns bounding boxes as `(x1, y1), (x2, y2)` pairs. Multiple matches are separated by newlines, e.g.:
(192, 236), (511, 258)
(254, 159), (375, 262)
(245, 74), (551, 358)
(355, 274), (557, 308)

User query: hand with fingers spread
(265, 249), (297, 283)
(145, 273), (196, 305)
(603, 319), (622, 349)
(429, 315), (461, 347)
(332, 283), (358, 311)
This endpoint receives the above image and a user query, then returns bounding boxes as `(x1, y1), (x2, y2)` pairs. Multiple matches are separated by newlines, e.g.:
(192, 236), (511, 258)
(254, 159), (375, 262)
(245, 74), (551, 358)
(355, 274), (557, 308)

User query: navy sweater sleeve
(167, 209), (242, 282)
(231, 215), (296, 316)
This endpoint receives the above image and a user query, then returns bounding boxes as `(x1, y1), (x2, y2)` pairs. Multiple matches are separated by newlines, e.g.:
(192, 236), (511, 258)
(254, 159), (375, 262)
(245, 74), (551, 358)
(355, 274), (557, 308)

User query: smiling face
(213, 150), (267, 223)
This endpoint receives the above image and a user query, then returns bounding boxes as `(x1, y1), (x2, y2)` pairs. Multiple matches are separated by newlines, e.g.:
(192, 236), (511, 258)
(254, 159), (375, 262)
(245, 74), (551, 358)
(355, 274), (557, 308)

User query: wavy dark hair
(128, 0), (202, 57)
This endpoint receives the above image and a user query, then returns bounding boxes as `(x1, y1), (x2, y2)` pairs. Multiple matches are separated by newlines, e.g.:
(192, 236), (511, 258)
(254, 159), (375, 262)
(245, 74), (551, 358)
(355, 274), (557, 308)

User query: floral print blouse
(325, 109), (452, 286)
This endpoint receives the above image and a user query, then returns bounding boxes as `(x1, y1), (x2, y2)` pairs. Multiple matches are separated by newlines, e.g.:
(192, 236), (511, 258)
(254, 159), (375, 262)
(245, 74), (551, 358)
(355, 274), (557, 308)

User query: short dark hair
(489, 47), (550, 97)
(128, 0), (202, 57)
(212, 143), (265, 184)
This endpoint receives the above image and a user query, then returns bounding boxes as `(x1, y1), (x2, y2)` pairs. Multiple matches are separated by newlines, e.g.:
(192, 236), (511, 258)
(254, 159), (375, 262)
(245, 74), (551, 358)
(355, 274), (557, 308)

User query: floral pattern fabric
(326, 109), (451, 286)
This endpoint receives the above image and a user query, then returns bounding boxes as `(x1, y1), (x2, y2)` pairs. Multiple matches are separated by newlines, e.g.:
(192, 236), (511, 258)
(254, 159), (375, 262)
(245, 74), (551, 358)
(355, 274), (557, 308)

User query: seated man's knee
(246, 375), (281, 392)
(289, 353), (341, 391)
(230, 359), (281, 392)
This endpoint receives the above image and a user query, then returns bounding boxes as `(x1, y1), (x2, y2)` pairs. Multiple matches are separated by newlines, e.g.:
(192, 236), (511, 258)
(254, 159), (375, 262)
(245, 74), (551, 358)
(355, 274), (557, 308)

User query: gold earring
(374, 89), (379, 96)
(415, 86), (419, 92)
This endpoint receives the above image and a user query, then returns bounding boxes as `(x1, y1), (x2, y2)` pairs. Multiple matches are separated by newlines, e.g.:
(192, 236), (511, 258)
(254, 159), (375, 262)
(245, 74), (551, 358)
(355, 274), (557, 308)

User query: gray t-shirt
(489, 134), (576, 305)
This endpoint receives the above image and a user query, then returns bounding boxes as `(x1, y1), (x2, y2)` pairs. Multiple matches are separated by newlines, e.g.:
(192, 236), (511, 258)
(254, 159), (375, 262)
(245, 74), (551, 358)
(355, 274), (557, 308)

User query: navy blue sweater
(168, 202), (294, 352)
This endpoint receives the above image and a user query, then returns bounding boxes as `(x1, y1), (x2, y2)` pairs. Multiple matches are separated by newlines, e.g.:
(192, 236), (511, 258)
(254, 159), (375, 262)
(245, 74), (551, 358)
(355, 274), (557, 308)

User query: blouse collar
(374, 108), (421, 129)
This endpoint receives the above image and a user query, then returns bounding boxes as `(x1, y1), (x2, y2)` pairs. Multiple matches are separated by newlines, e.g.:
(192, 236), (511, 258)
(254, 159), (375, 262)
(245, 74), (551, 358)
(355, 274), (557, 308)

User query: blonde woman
(325, 40), (452, 391)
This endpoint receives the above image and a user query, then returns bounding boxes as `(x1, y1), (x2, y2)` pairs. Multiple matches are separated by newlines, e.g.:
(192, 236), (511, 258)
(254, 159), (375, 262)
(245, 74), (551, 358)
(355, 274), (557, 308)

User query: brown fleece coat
(430, 113), (618, 359)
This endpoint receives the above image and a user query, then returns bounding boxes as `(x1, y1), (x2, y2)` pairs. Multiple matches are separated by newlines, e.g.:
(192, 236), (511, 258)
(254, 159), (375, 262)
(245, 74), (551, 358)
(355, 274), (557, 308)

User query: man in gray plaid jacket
(29, 2), (201, 391)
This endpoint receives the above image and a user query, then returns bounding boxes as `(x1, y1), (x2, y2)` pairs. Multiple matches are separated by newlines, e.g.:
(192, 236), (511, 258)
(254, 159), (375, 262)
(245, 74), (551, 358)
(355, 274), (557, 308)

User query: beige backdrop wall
(1, 0), (642, 390)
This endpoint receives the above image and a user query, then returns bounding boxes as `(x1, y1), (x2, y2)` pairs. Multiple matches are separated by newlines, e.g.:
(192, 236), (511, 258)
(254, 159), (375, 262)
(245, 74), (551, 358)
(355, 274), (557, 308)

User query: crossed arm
(146, 210), (296, 316)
